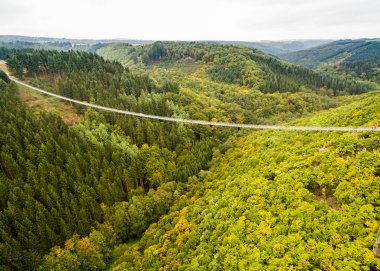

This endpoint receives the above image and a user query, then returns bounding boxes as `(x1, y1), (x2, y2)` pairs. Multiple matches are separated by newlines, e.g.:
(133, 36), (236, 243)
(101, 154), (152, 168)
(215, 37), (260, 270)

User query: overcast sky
(1, 0), (379, 41)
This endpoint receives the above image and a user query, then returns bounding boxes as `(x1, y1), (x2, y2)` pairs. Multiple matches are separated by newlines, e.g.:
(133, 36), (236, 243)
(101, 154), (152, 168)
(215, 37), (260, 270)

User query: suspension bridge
(9, 76), (380, 132)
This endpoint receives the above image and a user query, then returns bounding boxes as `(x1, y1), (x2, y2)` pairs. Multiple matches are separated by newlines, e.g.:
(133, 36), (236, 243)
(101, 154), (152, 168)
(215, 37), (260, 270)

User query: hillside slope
(1, 46), (379, 270)
(1, 46), (364, 130)
(209, 40), (333, 56)
(0, 46), (358, 270)
(107, 93), (380, 270)
(0, 35), (331, 56)
(281, 39), (380, 83)
(40, 91), (380, 270)
(95, 42), (371, 95)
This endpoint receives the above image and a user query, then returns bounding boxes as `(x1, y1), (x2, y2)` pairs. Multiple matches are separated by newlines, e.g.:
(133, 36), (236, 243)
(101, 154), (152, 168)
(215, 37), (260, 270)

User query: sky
(0, 0), (379, 41)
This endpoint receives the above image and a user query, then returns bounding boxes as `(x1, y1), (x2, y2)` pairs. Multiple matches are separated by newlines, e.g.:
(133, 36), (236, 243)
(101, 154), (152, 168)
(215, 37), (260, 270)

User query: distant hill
(207, 40), (333, 56)
(0, 35), (154, 51)
(0, 35), (332, 57)
(0, 35), (154, 46)
(0, 37), (372, 94)
(280, 39), (380, 82)
(93, 41), (370, 95)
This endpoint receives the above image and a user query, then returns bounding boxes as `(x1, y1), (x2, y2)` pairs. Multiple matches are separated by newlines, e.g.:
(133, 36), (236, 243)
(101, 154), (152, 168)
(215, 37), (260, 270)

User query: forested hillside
(2, 45), (363, 129)
(208, 40), (332, 56)
(0, 35), (153, 52)
(0, 44), (379, 270)
(0, 35), (331, 56)
(0, 50), (216, 270)
(0, 80), (212, 270)
(40, 90), (380, 270)
(281, 39), (380, 83)
(95, 42), (371, 95)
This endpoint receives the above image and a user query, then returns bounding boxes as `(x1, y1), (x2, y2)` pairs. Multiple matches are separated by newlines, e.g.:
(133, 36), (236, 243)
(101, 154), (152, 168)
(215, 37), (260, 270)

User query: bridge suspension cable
(11, 77), (380, 132)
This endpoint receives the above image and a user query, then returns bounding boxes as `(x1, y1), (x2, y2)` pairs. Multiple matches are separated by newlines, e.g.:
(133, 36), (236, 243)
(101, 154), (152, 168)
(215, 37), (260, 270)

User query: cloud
(236, 0), (380, 40)
(0, 0), (29, 22)
(0, 0), (379, 40)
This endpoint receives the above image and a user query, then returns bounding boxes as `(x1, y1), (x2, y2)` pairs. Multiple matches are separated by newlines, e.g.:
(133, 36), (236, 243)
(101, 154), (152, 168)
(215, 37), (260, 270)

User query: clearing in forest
(0, 61), (81, 126)
(17, 83), (82, 126)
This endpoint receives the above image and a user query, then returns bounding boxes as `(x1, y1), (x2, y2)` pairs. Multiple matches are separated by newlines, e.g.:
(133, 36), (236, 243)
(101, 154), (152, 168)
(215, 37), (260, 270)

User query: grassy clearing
(0, 62), (81, 126)
(0, 61), (9, 73)
(155, 59), (202, 75)
(169, 59), (202, 75)
(17, 83), (82, 126)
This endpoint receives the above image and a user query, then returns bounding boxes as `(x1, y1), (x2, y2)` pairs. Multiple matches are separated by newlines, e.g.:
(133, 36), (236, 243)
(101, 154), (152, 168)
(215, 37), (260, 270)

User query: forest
(281, 39), (380, 83)
(0, 42), (379, 270)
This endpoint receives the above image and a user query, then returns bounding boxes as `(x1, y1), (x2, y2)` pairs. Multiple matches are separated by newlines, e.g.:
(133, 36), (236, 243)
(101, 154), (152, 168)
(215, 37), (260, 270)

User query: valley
(0, 39), (379, 270)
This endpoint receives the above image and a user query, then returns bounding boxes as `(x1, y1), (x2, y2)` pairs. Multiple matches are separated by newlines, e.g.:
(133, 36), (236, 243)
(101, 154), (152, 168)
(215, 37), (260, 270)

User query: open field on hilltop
(0, 62), (81, 126)
(17, 83), (82, 126)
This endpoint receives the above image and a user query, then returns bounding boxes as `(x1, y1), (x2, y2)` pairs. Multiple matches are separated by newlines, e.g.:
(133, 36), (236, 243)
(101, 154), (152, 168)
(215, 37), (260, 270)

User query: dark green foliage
(0, 83), (185, 270)
(0, 47), (17, 59)
(207, 53), (262, 88)
(346, 42), (380, 62)
(1, 44), (378, 271)
(5, 48), (123, 77)
(208, 40), (332, 55)
(250, 53), (370, 95)
(103, 42), (370, 95)
(0, 47), (225, 269)
(0, 41), (73, 51)
(281, 39), (370, 68)
(3, 48), (199, 149)
(172, 139), (215, 183)
(106, 94), (380, 270)
(105, 182), (180, 242)
(0, 70), (9, 83)
(147, 42), (167, 61)
(338, 42), (380, 82)
(40, 182), (183, 271)
(281, 39), (380, 83)
(199, 43), (369, 94)
(158, 79), (180, 93)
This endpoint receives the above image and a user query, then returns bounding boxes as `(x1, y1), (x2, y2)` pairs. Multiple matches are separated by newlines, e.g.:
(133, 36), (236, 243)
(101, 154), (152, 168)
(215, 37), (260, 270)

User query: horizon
(1, 34), (378, 43)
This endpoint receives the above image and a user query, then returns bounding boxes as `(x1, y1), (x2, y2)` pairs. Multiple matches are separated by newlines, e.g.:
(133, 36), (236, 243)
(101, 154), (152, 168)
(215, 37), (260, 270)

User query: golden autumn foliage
(108, 93), (380, 270)
(0, 43), (379, 271)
